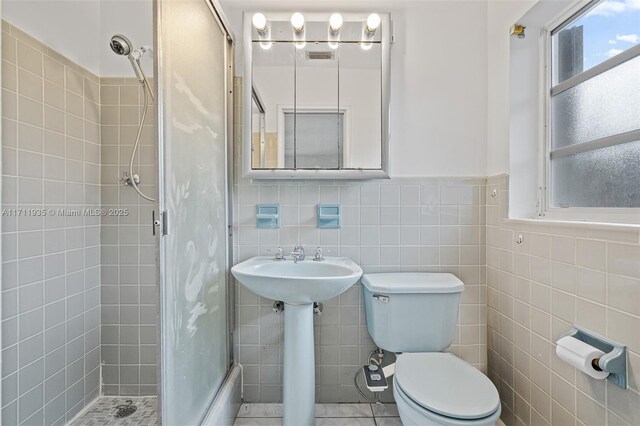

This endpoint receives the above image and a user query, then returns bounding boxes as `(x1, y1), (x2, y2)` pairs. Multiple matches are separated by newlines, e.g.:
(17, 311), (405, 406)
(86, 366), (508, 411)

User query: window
(547, 0), (640, 213)
(283, 111), (345, 169)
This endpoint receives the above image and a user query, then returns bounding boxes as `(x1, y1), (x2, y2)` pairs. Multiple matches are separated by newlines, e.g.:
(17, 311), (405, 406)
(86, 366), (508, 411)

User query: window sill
(500, 217), (640, 244)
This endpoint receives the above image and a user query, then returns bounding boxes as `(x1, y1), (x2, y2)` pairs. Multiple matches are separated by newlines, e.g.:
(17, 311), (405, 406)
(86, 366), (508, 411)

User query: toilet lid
(395, 353), (500, 420)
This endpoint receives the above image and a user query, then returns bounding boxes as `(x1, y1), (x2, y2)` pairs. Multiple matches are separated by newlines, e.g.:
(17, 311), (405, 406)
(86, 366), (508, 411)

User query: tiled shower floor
(71, 397), (159, 426)
(233, 403), (402, 426)
(72, 399), (398, 425)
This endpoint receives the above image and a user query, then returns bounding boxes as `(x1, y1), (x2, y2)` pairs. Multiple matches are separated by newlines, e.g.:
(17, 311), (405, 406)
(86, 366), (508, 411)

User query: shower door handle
(152, 210), (161, 236)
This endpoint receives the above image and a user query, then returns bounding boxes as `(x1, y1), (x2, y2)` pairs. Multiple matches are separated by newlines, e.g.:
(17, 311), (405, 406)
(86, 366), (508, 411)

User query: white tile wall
(486, 175), (640, 426)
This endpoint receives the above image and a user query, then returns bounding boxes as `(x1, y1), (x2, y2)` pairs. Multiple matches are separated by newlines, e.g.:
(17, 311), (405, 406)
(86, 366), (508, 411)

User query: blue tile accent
(317, 204), (341, 229)
(256, 204), (280, 229)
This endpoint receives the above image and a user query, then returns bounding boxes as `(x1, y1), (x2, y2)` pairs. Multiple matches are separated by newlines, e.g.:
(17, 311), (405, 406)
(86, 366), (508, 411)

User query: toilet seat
(394, 379), (501, 426)
(395, 353), (500, 421)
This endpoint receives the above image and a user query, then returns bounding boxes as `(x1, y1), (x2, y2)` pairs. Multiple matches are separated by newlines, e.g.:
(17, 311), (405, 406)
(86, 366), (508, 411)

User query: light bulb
(366, 13), (381, 32)
(329, 13), (343, 32)
(252, 13), (267, 31)
(291, 12), (305, 32)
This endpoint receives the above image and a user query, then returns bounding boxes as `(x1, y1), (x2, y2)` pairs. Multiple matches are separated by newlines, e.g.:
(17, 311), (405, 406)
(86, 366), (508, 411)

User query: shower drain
(114, 400), (138, 418)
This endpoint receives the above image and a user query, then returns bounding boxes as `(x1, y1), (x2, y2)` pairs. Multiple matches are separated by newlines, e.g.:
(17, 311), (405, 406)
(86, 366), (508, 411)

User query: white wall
(486, 0), (537, 176)
(3, 0), (102, 72)
(486, 0), (573, 218)
(222, 0), (489, 177)
(2, 0), (153, 77)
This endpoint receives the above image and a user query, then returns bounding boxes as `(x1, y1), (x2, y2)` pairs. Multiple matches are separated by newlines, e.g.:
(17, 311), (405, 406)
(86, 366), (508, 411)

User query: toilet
(362, 273), (501, 426)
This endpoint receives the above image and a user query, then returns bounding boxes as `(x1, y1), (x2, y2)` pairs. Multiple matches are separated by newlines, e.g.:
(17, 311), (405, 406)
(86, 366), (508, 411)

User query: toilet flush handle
(372, 294), (390, 303)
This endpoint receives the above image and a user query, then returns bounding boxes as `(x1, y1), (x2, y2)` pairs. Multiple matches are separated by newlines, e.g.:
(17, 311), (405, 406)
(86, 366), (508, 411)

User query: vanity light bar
(251, 12), (383, 50)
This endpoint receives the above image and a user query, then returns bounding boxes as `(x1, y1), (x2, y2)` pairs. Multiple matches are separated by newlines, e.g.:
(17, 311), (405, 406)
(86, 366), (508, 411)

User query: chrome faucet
(273, 247), (286, 261)
(313, 246), (325, 261)
(290, 245), (305, 263)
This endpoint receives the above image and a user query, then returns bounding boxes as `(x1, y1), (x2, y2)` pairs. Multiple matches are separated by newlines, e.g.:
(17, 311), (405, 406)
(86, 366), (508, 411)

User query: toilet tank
(362, 273), (464, 353)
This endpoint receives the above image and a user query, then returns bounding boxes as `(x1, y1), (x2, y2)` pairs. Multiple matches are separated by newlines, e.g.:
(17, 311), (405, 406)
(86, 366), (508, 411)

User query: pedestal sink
(231, 256), (363, 425)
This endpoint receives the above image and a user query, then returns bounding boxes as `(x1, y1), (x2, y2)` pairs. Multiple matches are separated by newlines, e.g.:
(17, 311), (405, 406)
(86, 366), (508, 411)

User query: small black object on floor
(114, 400), (138, 418)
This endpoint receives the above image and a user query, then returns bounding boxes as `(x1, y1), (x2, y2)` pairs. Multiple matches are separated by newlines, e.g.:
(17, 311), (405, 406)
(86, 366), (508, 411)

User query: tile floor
(71, 397), (159, 425)
(234, 403), (401, 426)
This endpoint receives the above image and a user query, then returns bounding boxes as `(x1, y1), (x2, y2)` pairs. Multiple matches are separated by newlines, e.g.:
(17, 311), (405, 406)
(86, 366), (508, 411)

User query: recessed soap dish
(317, 204), (341, 229)
(256, 204), (280, 229)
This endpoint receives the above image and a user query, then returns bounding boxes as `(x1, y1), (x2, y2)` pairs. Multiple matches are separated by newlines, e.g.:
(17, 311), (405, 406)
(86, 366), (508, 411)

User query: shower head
(110, 34), (147, 84)
(110, 34), (134, 56)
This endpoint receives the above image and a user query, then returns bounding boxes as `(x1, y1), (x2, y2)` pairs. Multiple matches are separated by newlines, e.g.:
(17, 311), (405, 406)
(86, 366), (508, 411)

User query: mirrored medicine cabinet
(242, 12), (391, 179)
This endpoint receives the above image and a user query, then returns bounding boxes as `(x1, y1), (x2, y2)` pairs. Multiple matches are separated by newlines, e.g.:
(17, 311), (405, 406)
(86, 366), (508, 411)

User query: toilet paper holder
(561, 325), (627, 390)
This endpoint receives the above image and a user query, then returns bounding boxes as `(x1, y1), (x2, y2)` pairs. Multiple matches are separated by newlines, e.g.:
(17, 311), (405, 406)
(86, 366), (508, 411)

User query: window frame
(541, 0), (640, 224)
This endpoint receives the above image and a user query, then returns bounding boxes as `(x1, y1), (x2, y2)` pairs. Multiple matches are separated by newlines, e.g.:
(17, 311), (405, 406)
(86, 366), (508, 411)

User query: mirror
(243, 13), (391, 179)
(251, 89), (266, 167)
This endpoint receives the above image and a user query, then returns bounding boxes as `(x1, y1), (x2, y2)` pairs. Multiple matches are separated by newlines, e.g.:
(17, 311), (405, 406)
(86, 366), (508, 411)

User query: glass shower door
(156, 0), (231, 423)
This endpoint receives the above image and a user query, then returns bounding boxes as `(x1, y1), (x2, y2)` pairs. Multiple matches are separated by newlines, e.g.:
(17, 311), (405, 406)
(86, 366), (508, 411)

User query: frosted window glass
(284, 113), (342, 169)
(159, 0), (229, 423)
(551, 55), (640, 149)
(551, 141), (640, 207)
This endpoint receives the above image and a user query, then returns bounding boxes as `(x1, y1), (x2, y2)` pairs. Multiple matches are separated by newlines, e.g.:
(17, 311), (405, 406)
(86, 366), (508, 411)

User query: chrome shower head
(110, 34), (147, 84)
(110, 34), (134, 56)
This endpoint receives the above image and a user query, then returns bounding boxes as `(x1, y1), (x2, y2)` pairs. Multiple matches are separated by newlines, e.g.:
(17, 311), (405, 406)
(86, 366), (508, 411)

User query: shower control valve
(121, 171), (141, 186)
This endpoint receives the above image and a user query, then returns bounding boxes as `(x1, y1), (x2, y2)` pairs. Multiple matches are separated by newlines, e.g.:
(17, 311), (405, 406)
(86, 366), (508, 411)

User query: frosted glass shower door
(156, 0), (232, 424)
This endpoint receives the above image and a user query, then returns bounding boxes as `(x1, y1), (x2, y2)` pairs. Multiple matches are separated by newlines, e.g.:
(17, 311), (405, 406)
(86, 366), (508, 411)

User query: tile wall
(1, 21), (102, 425)
(1, 20), (160, 424)
(486, 175), (640, 426)
(232, 78), (488, 403)
(98, 77), (157, 396)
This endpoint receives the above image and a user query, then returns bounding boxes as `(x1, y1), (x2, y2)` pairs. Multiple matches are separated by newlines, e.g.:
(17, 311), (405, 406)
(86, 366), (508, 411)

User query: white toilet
(362, 273), (501, 426)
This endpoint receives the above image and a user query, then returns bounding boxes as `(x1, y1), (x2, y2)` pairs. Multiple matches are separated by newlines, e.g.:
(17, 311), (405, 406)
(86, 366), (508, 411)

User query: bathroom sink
(231, 256), (363, 304)
(231, 255), (363, 425)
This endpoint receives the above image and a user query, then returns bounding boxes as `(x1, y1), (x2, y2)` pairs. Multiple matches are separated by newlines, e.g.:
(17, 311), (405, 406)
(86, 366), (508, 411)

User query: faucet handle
(273, 247), (286, 261)
(313, 246), (325, 262)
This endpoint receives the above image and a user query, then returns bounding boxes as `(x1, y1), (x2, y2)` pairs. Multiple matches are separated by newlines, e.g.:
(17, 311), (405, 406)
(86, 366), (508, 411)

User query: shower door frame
(153, 0), (236, 422)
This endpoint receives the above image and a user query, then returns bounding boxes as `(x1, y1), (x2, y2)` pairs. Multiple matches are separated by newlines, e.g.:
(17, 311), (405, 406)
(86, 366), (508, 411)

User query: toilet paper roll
(556, 336), (609, 380)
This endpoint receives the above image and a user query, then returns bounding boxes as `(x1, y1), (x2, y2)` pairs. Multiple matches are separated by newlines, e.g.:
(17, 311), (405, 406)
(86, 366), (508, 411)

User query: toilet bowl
(393, 353), (501, 425)
(361, 273), (502, 426)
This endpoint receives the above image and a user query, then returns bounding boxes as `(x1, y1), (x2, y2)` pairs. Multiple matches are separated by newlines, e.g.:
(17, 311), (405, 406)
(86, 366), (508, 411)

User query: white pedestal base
(282, 303), (315, 426)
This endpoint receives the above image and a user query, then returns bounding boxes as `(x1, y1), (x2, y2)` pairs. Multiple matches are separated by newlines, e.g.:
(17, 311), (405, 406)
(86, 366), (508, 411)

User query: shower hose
(128, 62), (156, 202)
